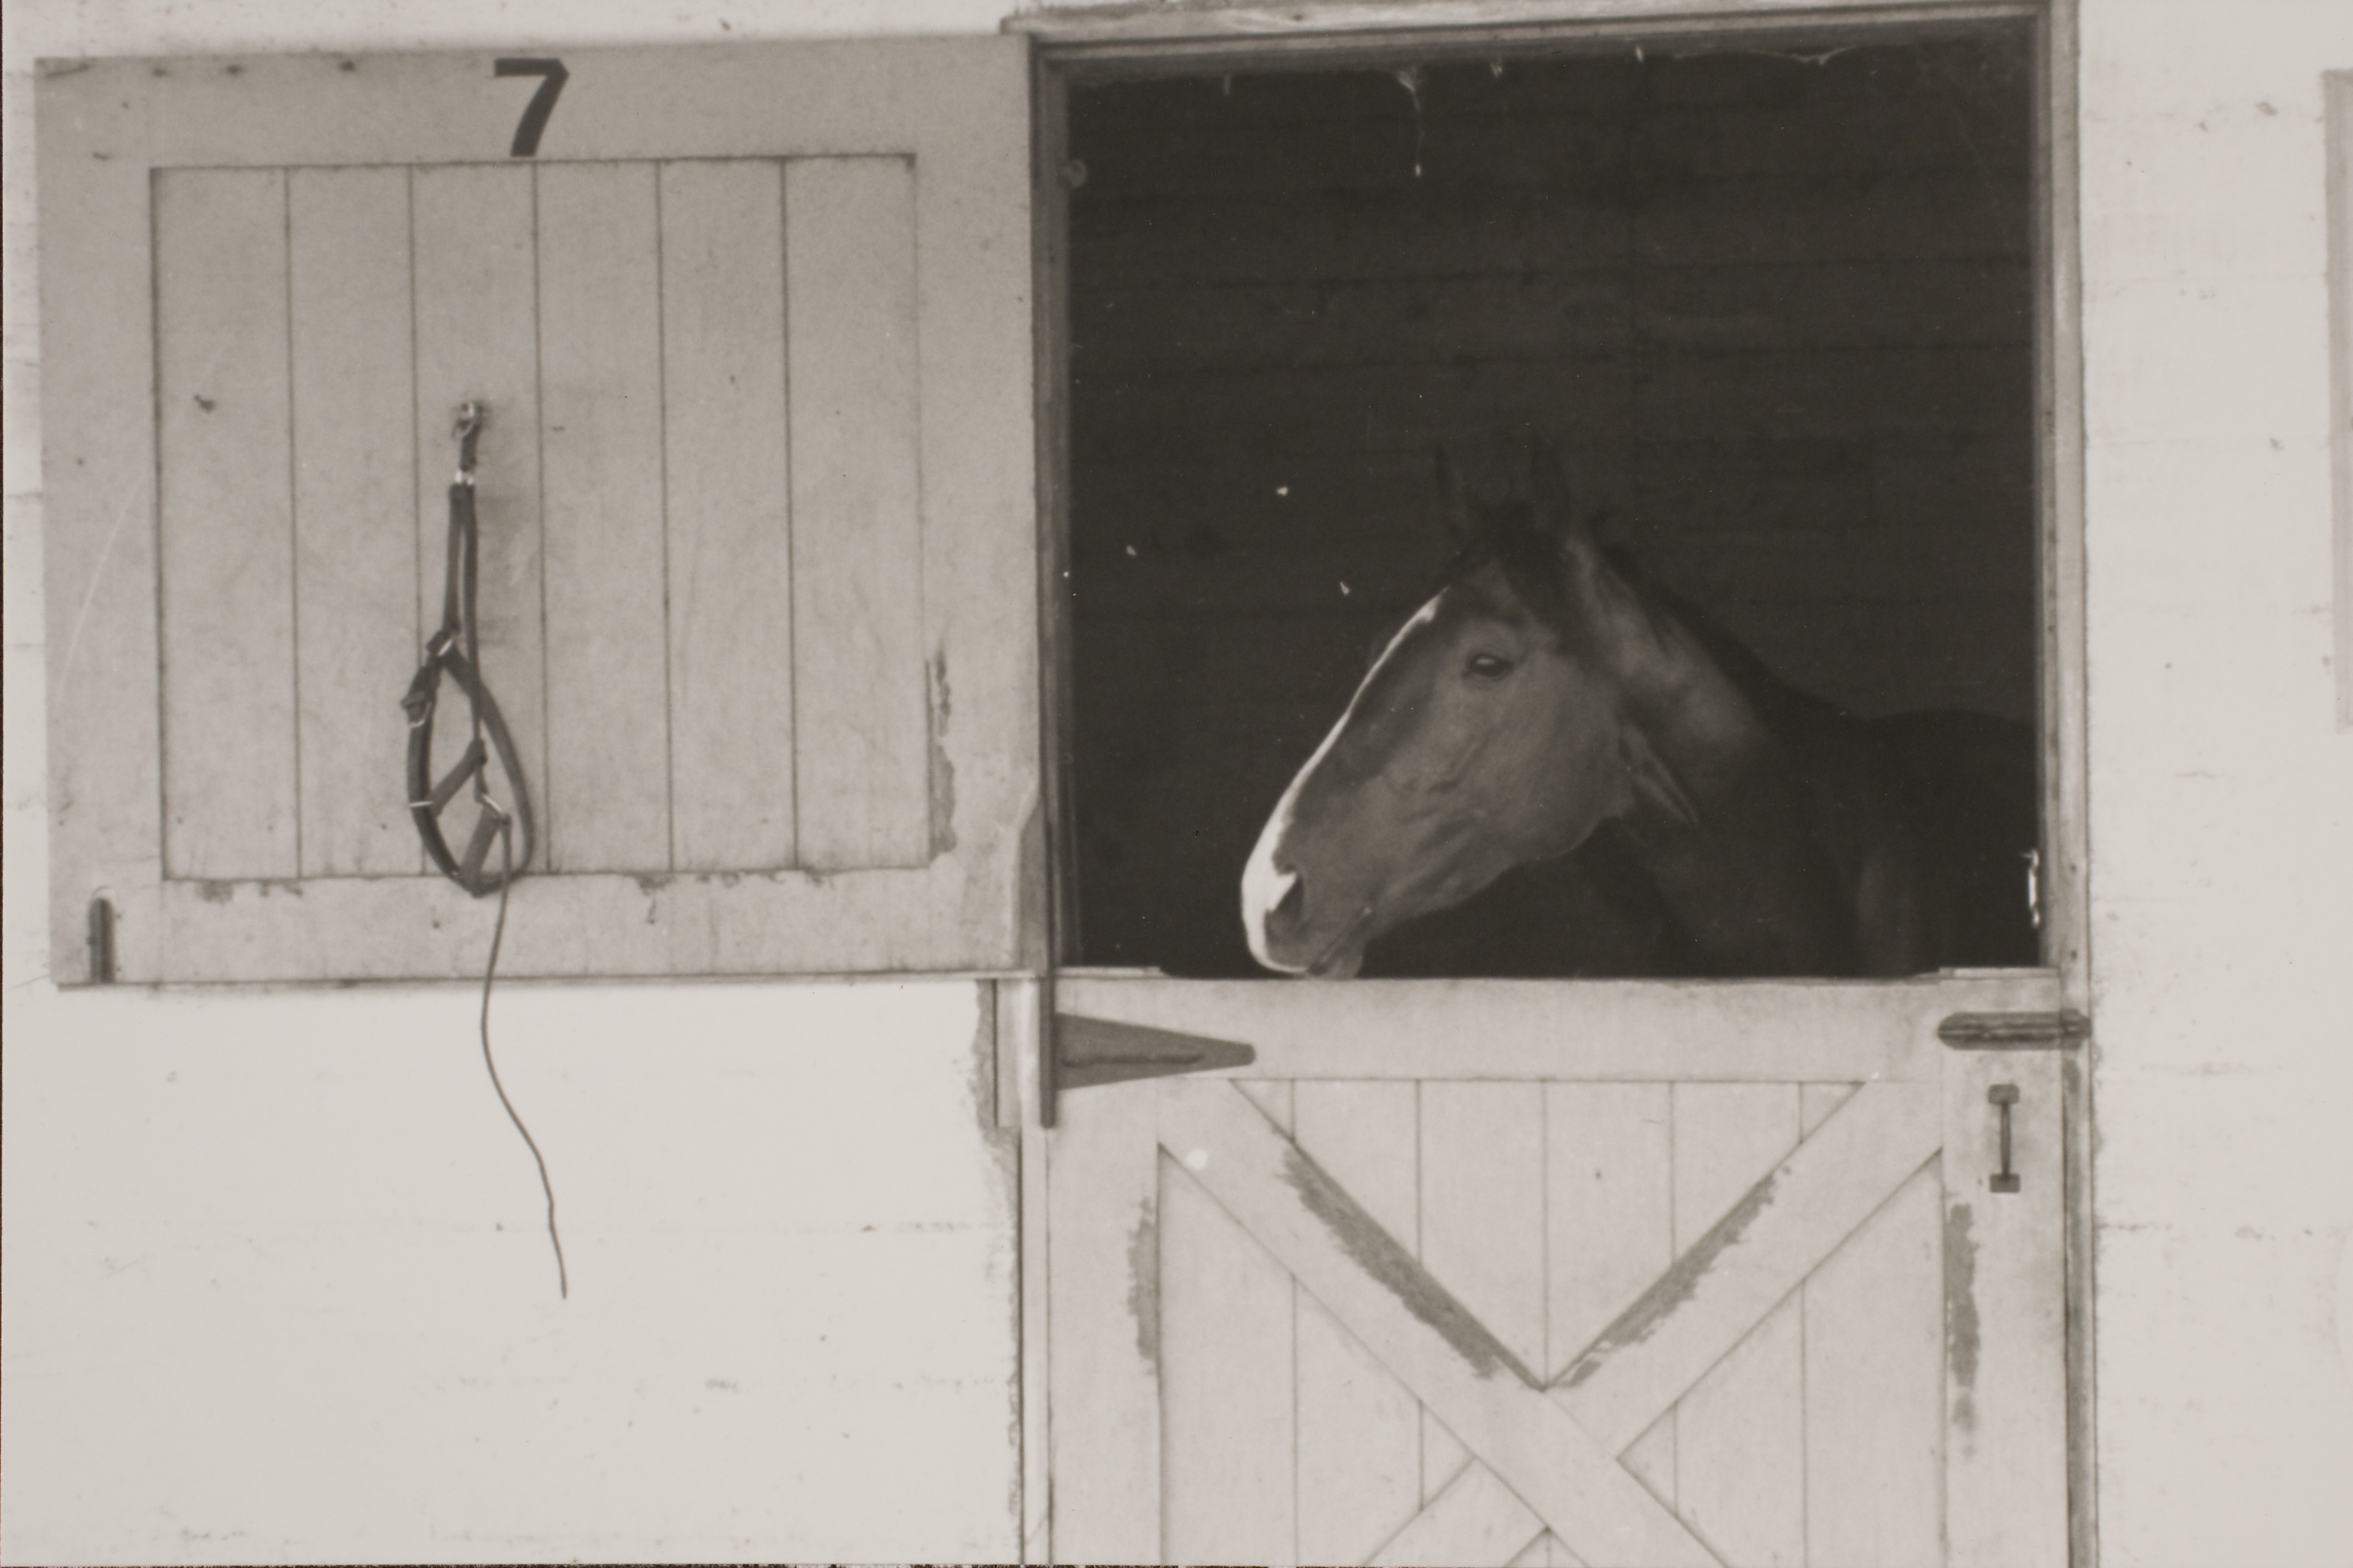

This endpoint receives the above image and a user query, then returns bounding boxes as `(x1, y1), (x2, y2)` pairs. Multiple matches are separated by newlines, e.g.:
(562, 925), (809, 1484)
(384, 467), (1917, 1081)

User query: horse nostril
(1274, 873), (1306, 922)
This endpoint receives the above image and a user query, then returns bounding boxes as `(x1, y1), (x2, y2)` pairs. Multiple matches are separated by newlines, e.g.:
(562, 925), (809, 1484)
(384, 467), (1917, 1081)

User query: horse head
(1241, 438), (1696, 977)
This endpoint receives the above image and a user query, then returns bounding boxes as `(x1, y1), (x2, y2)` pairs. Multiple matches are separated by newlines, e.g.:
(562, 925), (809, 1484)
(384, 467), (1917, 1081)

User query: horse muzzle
(1242, 858), (1311, 974)
(1243, 857), (1375, 978)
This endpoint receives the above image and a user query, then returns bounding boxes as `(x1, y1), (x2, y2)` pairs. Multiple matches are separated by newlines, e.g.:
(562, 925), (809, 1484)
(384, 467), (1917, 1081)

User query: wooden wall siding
(1148, 1074), (1946, 1566)
(155, 169), (301, 881)
(662, 159), (797, 872)
(147, 155), (932, 883)
(289, 167), (422, 879)
(785, 157), (932, 872)
(538, 160), (672, 873)
(1065, 33), (2037, 972)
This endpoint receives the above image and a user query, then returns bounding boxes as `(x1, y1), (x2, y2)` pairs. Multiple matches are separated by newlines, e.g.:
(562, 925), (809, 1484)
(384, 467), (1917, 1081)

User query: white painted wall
(2077, 3), (2353, 1562)
(6, 1), (2353, 1564)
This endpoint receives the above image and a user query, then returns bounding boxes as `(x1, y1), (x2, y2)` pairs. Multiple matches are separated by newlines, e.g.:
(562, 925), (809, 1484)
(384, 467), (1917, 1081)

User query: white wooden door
(1044, 975), (2069, 1567)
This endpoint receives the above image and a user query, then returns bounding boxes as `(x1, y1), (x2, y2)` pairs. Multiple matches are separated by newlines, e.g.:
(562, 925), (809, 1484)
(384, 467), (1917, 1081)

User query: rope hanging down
(400, 402), (565, 1300)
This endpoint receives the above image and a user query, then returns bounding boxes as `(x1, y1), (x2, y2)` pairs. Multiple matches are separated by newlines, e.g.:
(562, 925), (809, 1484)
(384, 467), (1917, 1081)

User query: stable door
(1044, 975), (2072, 1567)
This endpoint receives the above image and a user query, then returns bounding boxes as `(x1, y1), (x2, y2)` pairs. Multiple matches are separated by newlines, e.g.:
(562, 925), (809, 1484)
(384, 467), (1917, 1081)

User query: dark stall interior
(1062, 28), (2038, 975)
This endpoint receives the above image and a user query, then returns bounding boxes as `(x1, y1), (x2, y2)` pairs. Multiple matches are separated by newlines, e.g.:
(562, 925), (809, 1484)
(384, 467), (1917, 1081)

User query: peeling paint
(1946, 1199), (1981, 1436)
(1564, 1168), (1783, 1389)
(1282, 1145), (1539, 1386)
(1126, 1200), (1160, 1371)
(929, 650), (957, 856)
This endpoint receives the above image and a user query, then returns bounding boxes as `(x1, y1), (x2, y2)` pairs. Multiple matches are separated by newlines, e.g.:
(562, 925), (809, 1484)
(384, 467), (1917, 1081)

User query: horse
(1239, 439), (2040, 980)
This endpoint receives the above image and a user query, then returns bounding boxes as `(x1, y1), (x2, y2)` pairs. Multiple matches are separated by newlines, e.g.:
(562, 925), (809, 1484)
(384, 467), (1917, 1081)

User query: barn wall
(5, 2), (2353, 1566)
(0, 4), (1025, 1565)
(2074, 2), (2353, 1563)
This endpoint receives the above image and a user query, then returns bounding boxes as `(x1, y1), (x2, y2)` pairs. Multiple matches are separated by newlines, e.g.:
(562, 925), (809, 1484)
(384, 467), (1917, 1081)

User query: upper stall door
(1043, 31), (2078, 1568)
(40, 38), (1042, 983)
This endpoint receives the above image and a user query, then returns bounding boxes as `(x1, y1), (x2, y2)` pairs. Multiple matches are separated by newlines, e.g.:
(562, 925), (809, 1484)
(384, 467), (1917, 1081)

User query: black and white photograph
(2, 1), (2348, 1563)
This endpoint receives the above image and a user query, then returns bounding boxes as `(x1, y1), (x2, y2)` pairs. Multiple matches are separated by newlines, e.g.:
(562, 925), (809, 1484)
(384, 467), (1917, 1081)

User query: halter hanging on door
(400, 401), (566, 1299)
(402, 401), (536, 895)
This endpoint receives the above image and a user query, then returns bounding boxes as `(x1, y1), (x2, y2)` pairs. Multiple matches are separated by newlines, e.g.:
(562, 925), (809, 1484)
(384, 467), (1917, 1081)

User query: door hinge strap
(1938, 1008), (2091, 1049)
(1054, 1014), (1256, 1091)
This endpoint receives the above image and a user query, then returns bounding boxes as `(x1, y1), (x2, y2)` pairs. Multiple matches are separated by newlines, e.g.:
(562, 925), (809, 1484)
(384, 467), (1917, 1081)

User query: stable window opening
(1058, 24), (2043, 979)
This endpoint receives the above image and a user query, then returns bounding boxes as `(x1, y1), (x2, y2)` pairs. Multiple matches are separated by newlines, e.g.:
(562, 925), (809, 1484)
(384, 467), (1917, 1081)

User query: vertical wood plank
(2332, 72), (2353, 732)
(1671, 1083), (1806, 1568)
(37, 112), (161, 978)
(1295, 1082), (1425, 1566)
(1046, 1077), (1161, 1565)
(1420, 1083), (1546, 1518)
(1796, 1078), (1941, 1566)
(1547, 1084), (1675, 1368)
(286, 166), (419, 878)
(659, 159), (796, 871)
(154, 168), (298, 880)
(1008, 983), (1052, 1565)
(1943, 1049), (2067, 1568)
(1162, 1108), (1298, 1565)
(785, 156), (929, 871)
(537, 160), (672, 872)
(1804, 1163), (1944, 1567)
(411, 164), (545, 869)
(1547, 1083), (1675, 1561)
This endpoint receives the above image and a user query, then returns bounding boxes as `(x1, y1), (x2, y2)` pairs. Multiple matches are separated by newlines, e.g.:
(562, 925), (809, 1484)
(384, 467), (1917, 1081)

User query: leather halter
(401, 402), (536, 896)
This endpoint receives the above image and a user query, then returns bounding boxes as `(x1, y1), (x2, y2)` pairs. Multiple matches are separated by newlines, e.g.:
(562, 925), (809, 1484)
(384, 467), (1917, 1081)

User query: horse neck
(1592, 579), (1858, 973)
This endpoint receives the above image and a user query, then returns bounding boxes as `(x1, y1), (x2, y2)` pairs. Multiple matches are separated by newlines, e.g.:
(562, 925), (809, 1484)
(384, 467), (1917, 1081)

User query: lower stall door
(1044, 976), (2069, 1567)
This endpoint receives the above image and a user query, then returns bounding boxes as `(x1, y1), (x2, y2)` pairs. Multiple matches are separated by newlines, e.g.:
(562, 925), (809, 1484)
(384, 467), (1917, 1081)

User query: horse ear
(1434, 443), (1476, 550)
(1526, 433), (1599, 554)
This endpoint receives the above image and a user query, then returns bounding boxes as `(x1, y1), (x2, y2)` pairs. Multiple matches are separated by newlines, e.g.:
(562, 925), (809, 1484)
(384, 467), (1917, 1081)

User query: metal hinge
(1044, 1014), (1256, 1127)
(1938, 1008), (2091, 1049)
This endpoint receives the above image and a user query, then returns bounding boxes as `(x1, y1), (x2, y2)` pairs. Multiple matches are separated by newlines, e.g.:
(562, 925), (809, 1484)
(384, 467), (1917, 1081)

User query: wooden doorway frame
(1014, 3), (2093, 1561)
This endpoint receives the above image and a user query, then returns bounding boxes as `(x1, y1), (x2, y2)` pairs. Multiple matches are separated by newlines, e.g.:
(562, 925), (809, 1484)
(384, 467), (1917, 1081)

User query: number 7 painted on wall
(493, 58), (567, 157)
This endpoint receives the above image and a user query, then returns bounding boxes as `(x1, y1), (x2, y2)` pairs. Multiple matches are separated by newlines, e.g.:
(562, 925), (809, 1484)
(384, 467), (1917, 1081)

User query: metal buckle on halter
(402, 679), (438, 731)
(453, 401), (485, 484)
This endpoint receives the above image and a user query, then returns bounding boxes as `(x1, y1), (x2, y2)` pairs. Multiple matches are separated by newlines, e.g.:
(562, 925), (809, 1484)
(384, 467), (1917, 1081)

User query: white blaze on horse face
(1242, 595), (1444, 974)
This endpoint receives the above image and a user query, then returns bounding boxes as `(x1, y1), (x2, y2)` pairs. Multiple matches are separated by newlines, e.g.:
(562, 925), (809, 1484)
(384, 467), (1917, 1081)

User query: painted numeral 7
(493, 58), (568, 158)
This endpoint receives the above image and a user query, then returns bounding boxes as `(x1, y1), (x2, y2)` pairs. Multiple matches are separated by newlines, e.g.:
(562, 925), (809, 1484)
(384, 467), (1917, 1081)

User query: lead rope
(402, 402), (566, 1300)
(480, 815), (566, 1299)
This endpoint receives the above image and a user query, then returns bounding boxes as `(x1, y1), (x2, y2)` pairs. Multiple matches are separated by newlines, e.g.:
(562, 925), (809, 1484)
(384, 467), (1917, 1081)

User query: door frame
(1016, 2), (2093, 1561)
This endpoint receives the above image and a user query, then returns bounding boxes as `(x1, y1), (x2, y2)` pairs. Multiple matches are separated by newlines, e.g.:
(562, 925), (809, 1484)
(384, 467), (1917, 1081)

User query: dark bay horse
(1240, 441), (2039, 979)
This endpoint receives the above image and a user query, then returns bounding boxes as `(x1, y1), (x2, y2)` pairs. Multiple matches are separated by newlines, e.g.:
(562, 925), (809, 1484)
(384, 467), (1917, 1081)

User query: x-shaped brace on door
(1155, 1076), (1944, 1568)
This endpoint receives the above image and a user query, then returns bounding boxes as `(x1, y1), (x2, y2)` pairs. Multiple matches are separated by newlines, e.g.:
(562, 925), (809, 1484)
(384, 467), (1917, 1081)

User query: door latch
(1938, 1009), (2090, 1048)
(1988, 1083), (2022, 1193)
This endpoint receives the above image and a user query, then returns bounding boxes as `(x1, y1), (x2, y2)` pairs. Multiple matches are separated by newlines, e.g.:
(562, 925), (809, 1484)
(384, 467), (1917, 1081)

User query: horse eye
(1465, 653), (1513, 679)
